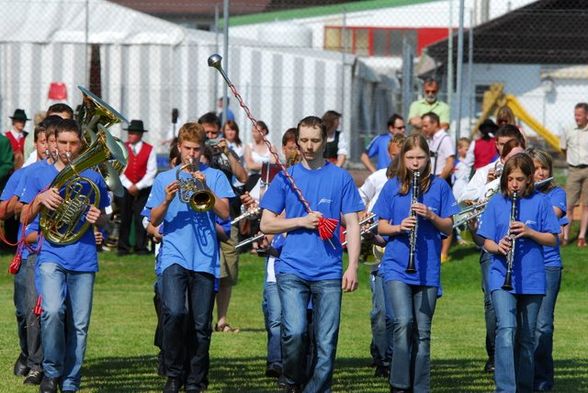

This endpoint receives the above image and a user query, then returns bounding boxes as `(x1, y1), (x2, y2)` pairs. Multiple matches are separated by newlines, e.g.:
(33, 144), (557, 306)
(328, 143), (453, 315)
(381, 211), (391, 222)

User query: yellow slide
(472, 83), (561, 151)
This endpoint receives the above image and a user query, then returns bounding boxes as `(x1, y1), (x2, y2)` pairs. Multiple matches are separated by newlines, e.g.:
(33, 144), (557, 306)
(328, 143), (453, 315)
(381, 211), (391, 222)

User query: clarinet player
(477, 153), (559, 393)
(372, 134), (459, 393)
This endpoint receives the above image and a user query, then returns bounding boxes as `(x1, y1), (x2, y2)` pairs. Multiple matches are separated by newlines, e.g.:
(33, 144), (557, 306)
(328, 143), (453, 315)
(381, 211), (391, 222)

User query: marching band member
(526, 148), (567, 392)
(477, 153), (559, 393)
(144, 123), (234, 393)
(20, 119), (110, 393)
(260, 116), (363, 393)
(373, 134), (459, 393)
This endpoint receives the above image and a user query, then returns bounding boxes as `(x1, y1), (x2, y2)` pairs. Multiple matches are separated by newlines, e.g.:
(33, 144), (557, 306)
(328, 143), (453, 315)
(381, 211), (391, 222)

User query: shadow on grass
(83, 355), (588, 393)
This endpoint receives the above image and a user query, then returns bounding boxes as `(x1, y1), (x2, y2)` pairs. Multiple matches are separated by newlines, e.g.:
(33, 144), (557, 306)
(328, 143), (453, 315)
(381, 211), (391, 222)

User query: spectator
(408, 79), (450, 131)
(5, 109), (30, 169)
(322, 110), (348, 167)
(361, 114), (405, 173)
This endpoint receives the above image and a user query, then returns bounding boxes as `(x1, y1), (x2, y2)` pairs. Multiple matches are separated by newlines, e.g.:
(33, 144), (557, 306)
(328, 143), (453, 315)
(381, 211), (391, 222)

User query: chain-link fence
(2, 0), (587, 164)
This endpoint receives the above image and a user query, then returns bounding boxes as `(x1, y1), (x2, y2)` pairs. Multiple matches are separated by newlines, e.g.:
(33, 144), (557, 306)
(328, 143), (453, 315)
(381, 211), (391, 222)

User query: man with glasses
(408, 78), (450, 132)
(361, 114), (405, 173)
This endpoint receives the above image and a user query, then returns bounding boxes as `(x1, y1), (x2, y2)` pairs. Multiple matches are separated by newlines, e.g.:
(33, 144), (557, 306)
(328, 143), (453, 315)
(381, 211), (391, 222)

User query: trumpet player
(144, 123), (234, 393)
(372, 134), (458, 393)
(458, 124), (525, 373)
(19, 119), (110, 393)
(477, 153), (559, 393)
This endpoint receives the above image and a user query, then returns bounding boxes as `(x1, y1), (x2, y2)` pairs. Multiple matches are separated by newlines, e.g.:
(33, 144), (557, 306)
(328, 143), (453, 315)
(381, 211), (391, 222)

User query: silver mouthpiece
(208, 54), (223, 69)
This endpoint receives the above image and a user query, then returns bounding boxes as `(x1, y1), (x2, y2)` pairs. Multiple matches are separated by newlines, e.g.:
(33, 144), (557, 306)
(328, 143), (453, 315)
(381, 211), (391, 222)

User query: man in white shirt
(117, 120), (157, 256)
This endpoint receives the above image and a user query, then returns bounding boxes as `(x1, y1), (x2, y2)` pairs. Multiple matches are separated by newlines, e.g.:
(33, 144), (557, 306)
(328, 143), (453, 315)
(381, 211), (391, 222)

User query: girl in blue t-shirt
(527, 148), (567, 392)
(477, 153), (560, 393)
(372, 134), (458, 393)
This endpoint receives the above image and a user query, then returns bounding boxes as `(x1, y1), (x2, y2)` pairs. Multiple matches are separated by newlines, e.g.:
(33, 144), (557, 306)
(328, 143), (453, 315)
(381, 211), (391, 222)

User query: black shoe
(285, 384), (302, 393)
(23, 369), (44, 385)
(163, 377), (182, 393)
(265, 364), (282, 378)
(116, 249), (130, 256)
(484, 358), (495, 373)
(39, 377), (59, 393)
(185, 390), (201, 393)
(374, 365), (390, 378)
(62, 391), (76, 393)
(13, 353), (29, 376)
(135, 249), (151, 255)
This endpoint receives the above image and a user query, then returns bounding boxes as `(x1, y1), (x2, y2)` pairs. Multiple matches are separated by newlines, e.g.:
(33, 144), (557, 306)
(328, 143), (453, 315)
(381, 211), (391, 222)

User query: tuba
(40, 125), (127, 244)
(77, 86), (128, 197)
(176, 158), (216, 212)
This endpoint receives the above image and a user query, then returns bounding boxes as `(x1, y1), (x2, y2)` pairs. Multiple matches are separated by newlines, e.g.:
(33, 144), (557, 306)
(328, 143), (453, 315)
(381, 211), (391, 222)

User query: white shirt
(560, 123), (588, 166)
(120, 140), (158, 190)
(427, 129), (455, 176)
(359, 168), (388, 212)
(23, 150), (37, 167)
(459, 158), (501, 203)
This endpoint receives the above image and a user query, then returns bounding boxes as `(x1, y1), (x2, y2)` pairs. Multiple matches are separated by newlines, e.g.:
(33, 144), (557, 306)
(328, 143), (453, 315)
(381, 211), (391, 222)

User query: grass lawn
(0, 240), (587, 392)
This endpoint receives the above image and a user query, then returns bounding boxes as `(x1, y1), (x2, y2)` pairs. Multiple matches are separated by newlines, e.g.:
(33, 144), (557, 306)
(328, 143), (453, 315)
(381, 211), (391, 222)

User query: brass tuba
(40, 106), (128, 245)
(77, 86), (128, 197)
(176, 158), (216, 212)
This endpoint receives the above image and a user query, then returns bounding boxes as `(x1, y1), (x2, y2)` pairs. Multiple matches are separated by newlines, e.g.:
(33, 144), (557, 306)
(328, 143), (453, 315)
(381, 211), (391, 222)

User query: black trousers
(116, 187), (151, 253)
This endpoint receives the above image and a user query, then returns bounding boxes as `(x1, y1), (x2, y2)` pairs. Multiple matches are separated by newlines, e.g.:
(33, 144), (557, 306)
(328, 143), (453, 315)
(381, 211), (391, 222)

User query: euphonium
(176, 158), (216, 212)
(40, 128), (126, 244)
(406, 170), (420, 274)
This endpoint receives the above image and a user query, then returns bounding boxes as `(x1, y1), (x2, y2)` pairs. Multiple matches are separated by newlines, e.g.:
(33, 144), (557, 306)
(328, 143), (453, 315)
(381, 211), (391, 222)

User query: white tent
(1, 0), (391, 159)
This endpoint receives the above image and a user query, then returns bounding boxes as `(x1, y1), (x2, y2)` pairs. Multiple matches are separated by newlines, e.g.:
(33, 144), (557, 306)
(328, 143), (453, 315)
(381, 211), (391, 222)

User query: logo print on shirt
(318, 198), (332, 205)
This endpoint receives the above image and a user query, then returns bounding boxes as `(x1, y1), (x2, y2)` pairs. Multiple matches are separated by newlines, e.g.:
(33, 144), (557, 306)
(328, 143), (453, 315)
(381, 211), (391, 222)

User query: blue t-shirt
(260, 162), (364, 281)
(20, 164), (110, 272)
(143, 164), (235, 277)
(0, 167), (25, 201)
(365, 134), (392, 170)
(542, 186), (567, 268)
(372, 176), (459, 288)
(477, 191), (560, 295)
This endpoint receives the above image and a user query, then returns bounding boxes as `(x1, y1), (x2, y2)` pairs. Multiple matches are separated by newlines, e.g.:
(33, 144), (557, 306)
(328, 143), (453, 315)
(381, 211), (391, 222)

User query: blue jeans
(492, 289), (542, 393)
(384, 280), (437, 393)
(370, 271), (393, 367)
(39, 262), (95, 392)
(480, 251), (496, 361)
(277, 273), (341, 393)
(13, 257), (29, 360)
(162, 264), (215, 391)
(262, 281), (282, 368)
(534, 267), (561, 391)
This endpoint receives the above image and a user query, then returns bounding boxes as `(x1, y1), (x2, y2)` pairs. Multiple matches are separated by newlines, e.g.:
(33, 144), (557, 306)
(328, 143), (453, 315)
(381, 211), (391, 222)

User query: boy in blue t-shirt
(144, 123), (234, 393)
(19, 119), (110, 393)
(260, 116), (364, 392)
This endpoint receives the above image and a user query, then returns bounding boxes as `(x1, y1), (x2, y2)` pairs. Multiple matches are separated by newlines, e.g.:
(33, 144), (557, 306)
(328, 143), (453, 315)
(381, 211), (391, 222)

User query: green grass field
(0, 241), (587, 392)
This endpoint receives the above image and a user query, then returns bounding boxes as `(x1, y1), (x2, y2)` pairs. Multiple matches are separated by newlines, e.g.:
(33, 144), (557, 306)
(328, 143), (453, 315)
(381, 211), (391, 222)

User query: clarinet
(502, 191), (518, 291)
(406, 170), (420, 274)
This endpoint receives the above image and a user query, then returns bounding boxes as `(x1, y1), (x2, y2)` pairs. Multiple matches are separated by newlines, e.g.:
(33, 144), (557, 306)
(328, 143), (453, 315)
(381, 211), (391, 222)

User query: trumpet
(341, 221), (378, 247)
(406, 170), (420, 274)
(342, 212), (376, 236)
(236, 232), (265, 250)
(176, 158), (216, 212)
(231, 206), (261, 225)
(502, 191), (518, 291)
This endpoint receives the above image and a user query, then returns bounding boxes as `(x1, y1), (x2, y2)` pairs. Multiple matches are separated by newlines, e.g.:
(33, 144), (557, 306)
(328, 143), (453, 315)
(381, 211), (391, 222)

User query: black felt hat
(125, 119), (148, 133)
(9, 109), (30, 122)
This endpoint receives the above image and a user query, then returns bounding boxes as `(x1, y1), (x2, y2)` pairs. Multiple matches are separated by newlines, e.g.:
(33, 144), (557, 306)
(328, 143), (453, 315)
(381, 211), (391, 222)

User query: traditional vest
(5, 131), (25, 154)
(473, 137), (497, 169)
(123, 142), (153, 184)
(323, 131), (340, 161)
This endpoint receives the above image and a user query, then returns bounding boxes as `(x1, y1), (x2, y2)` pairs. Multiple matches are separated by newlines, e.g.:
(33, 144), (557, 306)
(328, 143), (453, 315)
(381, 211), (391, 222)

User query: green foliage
(0, 243), (587, 392)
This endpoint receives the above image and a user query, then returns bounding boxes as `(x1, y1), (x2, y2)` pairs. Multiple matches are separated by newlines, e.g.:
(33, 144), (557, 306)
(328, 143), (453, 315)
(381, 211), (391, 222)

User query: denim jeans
(262, 281), (282, 368)
(534, 266), (562, 391)
(384, 280), (437, 393)
(492, 289), (542, 393)
(277, 273), (342, 393)
(25, 255), (42, 370)
(162, 264), (215, 391)
(480, 251), (496, 361)
(370, 271), (393, 367)
(13, 256), (29, 360)
(39, 262), (95, 392)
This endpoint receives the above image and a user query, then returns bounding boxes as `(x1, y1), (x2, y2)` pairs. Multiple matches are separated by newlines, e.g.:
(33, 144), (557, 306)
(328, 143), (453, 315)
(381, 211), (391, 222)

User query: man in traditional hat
(5, 109), (30, 169)
(117, 119), (157, 256)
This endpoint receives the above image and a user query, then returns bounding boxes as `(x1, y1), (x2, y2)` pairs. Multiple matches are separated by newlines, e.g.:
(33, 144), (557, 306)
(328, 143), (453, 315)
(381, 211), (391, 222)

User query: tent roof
(426, 0), (588, 65)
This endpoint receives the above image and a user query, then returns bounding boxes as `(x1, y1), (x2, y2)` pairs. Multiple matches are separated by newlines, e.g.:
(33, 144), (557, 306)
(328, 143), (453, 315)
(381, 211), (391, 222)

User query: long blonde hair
(396, 134), (432, 195)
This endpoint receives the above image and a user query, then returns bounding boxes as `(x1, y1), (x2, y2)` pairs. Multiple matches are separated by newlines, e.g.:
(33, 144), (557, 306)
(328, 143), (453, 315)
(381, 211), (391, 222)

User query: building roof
(229, 0), (433, 26)
(426, 0), (588, 65)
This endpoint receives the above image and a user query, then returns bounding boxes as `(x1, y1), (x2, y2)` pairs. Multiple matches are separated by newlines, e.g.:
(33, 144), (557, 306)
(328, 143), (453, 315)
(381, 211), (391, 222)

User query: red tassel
(8, 253), (22, 275)
(34, 296), (42, 316)
(317, 217), (338, 240)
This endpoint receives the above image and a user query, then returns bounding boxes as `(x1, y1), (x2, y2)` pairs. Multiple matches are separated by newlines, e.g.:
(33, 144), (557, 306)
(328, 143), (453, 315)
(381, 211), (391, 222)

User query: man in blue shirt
(361, 114), (405, 173)
(260, 116), (364, 393)
(20, 119), (110, 393)
(144, 122), (234, 393)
